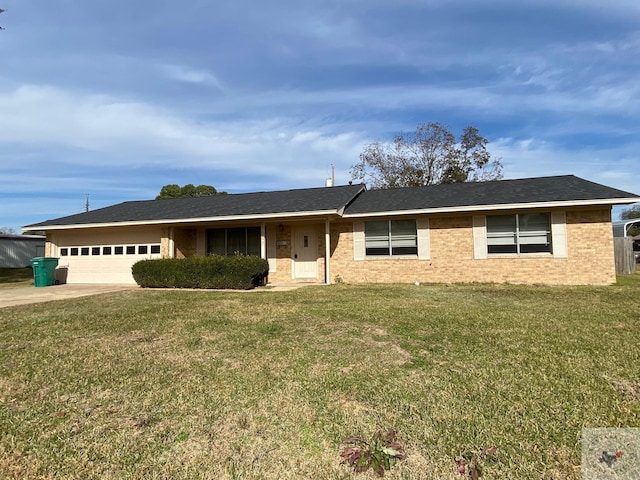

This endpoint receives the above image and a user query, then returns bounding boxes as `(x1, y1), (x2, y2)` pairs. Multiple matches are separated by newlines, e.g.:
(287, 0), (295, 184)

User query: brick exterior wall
(160, 227), (171, 258)
(45, 238), (53, 257)
(268, 223), (327, 283)
(174, 228), (197, 259)
(271, 224), (293, 282)
(150, 207), (615, 286)
(329, 207), (616, 285)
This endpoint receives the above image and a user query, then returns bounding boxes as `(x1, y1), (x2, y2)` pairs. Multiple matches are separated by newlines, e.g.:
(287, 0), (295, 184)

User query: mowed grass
(1, 276), (639, 479)
(0, 267), (33, 288)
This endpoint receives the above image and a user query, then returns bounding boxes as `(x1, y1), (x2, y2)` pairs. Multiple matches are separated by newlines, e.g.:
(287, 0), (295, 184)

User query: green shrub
(131, 255), (269, 290)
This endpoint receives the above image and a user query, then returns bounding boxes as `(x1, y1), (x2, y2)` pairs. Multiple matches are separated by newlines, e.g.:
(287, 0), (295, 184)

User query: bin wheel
(54, 279), (60, 285)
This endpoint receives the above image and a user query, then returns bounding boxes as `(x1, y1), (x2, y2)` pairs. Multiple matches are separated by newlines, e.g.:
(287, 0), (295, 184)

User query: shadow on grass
(0, 267), (34, 286)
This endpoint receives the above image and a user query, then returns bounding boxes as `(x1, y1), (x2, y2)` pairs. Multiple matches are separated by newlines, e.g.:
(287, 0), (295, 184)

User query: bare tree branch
(351, 122), (503, 188)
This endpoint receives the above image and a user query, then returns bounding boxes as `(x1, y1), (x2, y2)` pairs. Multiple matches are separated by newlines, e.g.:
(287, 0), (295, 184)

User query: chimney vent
(325, 164), (335, 187)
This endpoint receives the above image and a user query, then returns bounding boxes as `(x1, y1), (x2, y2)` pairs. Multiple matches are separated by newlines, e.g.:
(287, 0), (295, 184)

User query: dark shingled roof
(343, 175), (639, 215)
(26, 175), (639, 229)
(27, 184), (365, 228)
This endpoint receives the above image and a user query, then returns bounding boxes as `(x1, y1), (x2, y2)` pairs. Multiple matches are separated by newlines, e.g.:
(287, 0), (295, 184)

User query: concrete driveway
(0, 282), (322, 308)
(0, 284), (139, 308)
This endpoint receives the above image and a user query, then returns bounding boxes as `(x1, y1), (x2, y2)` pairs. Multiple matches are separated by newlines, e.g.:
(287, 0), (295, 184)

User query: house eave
(26, 196), (640, 231)
(342, 197), (640, 218)
(26, 209), (342, 232)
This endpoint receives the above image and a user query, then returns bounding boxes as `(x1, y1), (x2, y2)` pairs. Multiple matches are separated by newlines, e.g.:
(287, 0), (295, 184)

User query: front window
(487, 213), (551, 254)
(365, 220), (417, 256)
(206, 227), (261, 256)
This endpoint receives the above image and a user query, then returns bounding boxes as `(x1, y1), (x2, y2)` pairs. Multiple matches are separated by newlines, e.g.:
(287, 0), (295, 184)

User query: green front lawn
(1, 276), (639, 479)
(0, 267), (33, 288)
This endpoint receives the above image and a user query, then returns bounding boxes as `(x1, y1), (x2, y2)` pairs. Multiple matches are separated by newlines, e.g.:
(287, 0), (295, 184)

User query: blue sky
(1, 0), (639, 230)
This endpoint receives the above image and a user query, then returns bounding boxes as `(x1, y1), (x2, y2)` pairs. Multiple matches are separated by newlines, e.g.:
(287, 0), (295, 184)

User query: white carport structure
(612, 217), (640, 237)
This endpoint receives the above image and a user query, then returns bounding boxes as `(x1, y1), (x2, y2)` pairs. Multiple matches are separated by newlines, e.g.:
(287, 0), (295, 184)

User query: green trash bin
(31, 257), (59, 287)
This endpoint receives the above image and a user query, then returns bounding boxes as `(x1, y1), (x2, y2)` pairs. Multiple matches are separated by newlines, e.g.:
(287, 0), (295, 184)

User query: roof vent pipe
(325, 164), (335, 187)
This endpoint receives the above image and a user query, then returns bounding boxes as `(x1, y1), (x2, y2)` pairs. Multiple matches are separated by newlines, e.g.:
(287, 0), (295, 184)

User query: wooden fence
(614, 237), (636, 275)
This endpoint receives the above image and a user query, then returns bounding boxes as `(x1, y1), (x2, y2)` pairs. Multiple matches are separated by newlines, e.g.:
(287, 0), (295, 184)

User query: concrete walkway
(0, 284), (138, 308)
(0, 282), (324, 308)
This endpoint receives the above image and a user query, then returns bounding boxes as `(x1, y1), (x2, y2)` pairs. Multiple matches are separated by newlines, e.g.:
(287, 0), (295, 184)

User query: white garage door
(58, 243), (162, 284)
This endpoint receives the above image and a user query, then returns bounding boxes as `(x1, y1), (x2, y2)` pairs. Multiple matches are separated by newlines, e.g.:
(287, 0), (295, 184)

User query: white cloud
(1, 0), (639, 228)
(1, 80), (637, 189)
(0, 83), (368, 189)
(161, 64), (228, 91)
(492, 137), (640, 195)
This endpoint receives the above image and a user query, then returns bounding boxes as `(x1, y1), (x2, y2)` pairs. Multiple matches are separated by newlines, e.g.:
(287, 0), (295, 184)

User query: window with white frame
(206, 227), (261, 256)
(365, 219), (417, 256)
(486, 213), (551, 254)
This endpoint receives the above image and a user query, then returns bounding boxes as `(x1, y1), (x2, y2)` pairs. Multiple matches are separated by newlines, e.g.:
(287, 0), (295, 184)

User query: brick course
(174, 228), (197, 259)
(271, 224), (293, 282)
(153, 207), (615, 285)
(329, 207), (616, 285)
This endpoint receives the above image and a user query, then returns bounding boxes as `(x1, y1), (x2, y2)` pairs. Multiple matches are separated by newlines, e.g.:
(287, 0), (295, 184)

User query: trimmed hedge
(131, 255), (269, 290)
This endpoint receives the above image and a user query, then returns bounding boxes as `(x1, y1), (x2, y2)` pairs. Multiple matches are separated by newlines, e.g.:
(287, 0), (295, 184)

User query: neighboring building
(0, 234), (46, 268)
(612, 217), (640, 237)
(24, 175), (640, 285)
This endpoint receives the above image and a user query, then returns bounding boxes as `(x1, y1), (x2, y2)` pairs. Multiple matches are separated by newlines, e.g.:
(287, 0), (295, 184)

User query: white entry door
(293, 226), (318, 279)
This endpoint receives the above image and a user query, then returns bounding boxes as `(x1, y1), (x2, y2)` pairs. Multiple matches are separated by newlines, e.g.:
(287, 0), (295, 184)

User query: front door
(293, 226), (318, 279)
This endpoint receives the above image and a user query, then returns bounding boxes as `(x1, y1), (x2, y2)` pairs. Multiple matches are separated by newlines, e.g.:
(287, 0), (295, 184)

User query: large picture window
(487, 213), (551, 254)
(206, 227), (261, 256)
(365, 220), (417, 256)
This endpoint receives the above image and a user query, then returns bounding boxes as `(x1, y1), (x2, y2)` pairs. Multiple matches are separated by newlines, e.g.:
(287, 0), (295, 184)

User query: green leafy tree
(180, 184), (197, 198)
(621, 204), (640, 220)
(350, 122), (502, 189)
(157, 184), (181, 199)
(22, 230), (46, 236)
(156, 184), (227, 200)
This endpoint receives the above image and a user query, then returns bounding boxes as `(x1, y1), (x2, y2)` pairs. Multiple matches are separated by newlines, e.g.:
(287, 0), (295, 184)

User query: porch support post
(260, 223), (267, 259)
(168, 227), (175, 258)
(325, 218), (331, 284)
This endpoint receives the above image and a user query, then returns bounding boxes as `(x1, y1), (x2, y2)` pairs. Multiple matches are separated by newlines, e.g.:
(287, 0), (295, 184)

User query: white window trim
(353, 221), (365, 261)
(417, 217), (430, 260)
(472, 216), (488, 260)
(353, 218), (429, 260)
(473, 212), (567, 258)
(550, 211), (568, 258)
